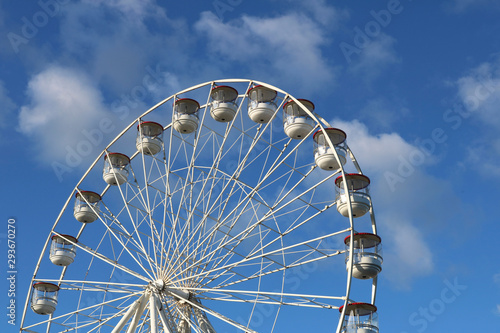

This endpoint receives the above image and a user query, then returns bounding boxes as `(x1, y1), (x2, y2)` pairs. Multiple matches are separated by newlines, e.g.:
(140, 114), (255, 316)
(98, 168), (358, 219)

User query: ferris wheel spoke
(37, 279), (145, 293)
(67, 236), (150, 282)
(179, 296), (258, 333)
(90, 206), (157, 280)
(126, 158), (175, 254)
(22, 288), (143, 332)
(136, 150), (169, 273)
(125, 183), (164, 272)
(165, 136), (200, 274)
(194, 141), (327, 272)
(177, 120), (284, 268)
(191, 287), (342, 309)
(244, 202), (340, 261)
(185, 199), (305, 282)
(162, 103), (283, 283)
(185, 173), (247, 270)
(162, 125), (194, 274)
(101, 172), (159, 278)
(241, 173), (340, 251)
(167, 190), (259, 283)
(191, 232), (346, 290)
(178, 118), (246, 267)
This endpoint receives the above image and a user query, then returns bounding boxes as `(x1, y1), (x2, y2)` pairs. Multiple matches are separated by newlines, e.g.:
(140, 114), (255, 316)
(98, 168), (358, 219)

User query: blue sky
(1, 0), (500, 332)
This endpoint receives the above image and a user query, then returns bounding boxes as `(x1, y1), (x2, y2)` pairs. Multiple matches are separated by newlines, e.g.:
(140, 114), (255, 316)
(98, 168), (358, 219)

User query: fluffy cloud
(195, 10), (336, 94)
(81, 0), (165, 22)
(329, 119), (469, 288)
(16, 1), (349, 179)
(288, 0), (350, 29)
(331, 119), (433, 177)
(18, 66), (112, 165)
(456, 58), (500, 176)
(456, 61), (500, 127)
(58, 0), (189, 94)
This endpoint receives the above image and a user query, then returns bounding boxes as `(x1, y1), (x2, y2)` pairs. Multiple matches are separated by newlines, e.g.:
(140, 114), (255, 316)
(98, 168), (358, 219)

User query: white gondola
(31, 282), (60, 315)
(49, 234), (77, 267)
(313, 128), (347, 170)
(283, 99), (315, 139)
(335, 174), (371, 218)
(210, 85), (239, 122)
(173, 98), (200, 134)
(247, 85), (277, 123)
(103, 152), (130, 185)
(137, 121), (163, 155)
(74, 191), (101, 223)
(340, 303), (378, 333)
(344, 233), (383, 279)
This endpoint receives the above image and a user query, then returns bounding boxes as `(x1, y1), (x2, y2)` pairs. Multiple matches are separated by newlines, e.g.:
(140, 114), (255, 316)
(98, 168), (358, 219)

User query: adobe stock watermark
(6, 218), (17, 326)
(7, 0), (70, 54)
(51, 63), (167, 182)
(401, 277), (467, 333)
(212, 0), (243, 20)
(385, 77), (497, 191)
(339, 0), (409, 64)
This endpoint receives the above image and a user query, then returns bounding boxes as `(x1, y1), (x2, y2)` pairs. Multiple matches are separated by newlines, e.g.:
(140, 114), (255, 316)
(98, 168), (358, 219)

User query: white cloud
(58, 1), (189, 94)
(456, 58), (500, 175)
(382, 219), (433, 288)
(464, 141), (500, 177)
(81, 0), (165, 22)
(331, 119), (434, 177)
(18, 66), (112, 164)
(195, 11), (336, 94)
(292, 0), (350, 29)
(328, 119), (471, 288)
(456, 61), (500, 127)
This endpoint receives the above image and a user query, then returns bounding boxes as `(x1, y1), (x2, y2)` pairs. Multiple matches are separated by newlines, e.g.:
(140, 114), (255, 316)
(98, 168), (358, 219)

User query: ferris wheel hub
(152, 279), (165, 292)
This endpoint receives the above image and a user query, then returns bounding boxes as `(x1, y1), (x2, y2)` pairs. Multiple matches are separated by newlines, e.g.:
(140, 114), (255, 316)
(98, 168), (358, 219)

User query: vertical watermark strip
(7, 218), (17, 326)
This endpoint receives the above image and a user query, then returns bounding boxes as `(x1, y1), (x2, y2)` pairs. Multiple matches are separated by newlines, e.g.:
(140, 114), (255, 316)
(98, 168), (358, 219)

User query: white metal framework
(21, 79), (380, 332)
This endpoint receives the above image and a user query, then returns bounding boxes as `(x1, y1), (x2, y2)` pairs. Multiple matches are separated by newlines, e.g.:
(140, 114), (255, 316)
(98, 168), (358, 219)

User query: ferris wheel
(20, 79), (382, 332)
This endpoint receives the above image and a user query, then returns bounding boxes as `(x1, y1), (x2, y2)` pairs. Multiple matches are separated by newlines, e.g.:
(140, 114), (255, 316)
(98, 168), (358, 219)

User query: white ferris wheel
(20, 79), (382, 333)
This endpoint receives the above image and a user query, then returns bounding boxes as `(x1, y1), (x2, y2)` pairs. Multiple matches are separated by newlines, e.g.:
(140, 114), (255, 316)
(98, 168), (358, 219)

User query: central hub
(151, 279), (191, 303)
(152, 279), (166, 292)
